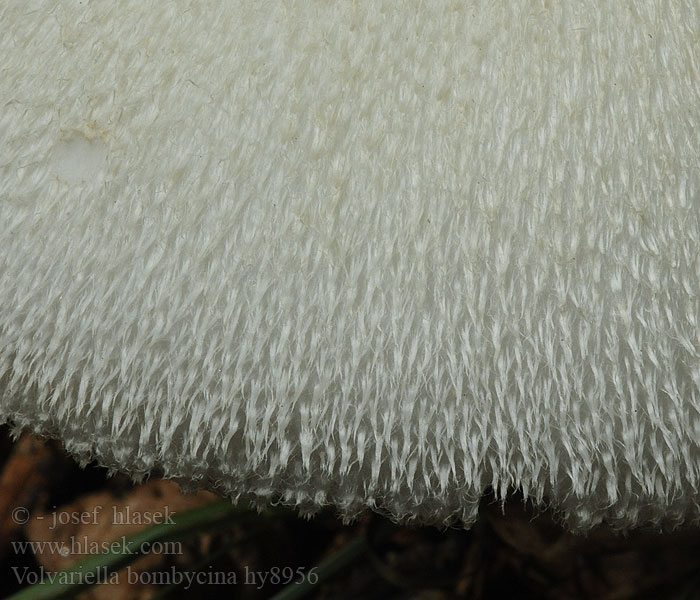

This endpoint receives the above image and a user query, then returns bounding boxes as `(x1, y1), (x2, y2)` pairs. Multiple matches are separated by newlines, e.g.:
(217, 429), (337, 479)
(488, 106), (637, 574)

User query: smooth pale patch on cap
(50, 132), (107, 186)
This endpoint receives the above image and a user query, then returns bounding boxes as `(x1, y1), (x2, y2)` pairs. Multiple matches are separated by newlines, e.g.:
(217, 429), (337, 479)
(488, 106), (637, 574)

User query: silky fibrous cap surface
(2, 1), (700, 530)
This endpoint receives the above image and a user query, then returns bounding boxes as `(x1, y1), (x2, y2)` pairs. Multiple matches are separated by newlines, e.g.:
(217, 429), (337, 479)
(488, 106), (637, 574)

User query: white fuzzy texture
(2, 1), (700, 530)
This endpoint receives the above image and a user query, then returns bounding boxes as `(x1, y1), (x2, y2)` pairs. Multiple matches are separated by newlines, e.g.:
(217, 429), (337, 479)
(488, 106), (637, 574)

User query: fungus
(1, 2), (699, 531)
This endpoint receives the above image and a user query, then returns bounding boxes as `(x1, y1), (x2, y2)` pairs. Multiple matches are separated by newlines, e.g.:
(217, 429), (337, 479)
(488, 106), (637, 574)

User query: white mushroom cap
(2, 1), (700, 530)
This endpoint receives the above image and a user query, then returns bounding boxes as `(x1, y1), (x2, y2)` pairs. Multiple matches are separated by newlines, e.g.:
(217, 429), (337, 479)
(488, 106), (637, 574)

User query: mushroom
(2, 2), (699, 531)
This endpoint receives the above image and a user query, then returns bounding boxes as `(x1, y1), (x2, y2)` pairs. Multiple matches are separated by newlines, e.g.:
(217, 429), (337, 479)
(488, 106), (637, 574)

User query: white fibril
(1, 1), (700, 530)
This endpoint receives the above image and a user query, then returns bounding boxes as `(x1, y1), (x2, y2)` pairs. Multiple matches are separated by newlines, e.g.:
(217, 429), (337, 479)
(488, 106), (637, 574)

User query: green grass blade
(269, 533), (368, 600)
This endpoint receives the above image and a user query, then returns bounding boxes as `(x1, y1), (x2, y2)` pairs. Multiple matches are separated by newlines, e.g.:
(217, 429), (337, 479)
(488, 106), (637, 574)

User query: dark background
(0, 426), (699, 600)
